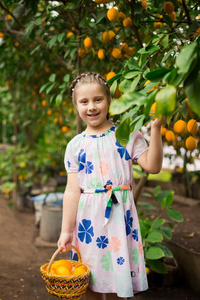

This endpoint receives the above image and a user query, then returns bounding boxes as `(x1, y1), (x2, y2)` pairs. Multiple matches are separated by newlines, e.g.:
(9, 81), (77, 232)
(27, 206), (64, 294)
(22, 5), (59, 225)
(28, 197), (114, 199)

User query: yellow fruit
(173, 120), (186, 135)
(66, 32), (74, 38)
(42, 100), (47, 107)
(144, 80), (150, 86)
(141, 0), (148, 9)
(164, 2), (174, 14)
(123, 17), (132, 28)
(0, 32), (5, 38)
(119, 43), (128, 52)
(102, 31), (110, 42)
(106, 72), (116, 81)
(107, 8), (119, 22)
(185, 136), (197, 151)
(165, 130), (175, 142)
(146, 267), (150, 275)
(108, 30), (116, 40)
(98, 49), (105, 60)
(56, 266), (71, 276)
(195, 27), (200, 37)
(187, 119), (198, 135)
(72, 266), (86, 276)
(149, 102), (157, 120)
(20, 162), (26, 168)
(153, 22), (163, 30)
(18, 175), (24, 181)
(168, 11), (176, 21)
(111, 48), (122, 59)
(177, 167), (183, 173)
(4, 189), (10, 194)
(47, 109), (53, 116)
(160, 127), (167, 136)
(52, 260), (72, 272)
(61, 126), (69, 133)
(119, 12), (126, 19)
(53, 118), (58, 123)
(83, 37), (92, 49)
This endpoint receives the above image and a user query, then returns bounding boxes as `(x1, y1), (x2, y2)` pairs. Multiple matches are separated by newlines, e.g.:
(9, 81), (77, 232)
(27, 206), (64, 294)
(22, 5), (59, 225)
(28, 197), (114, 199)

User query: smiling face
(75, 83), (111, 134)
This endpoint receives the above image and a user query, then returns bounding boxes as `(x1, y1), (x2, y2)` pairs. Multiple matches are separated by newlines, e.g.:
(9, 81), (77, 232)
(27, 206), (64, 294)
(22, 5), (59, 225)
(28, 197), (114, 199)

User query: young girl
(58, 72), (164, 300)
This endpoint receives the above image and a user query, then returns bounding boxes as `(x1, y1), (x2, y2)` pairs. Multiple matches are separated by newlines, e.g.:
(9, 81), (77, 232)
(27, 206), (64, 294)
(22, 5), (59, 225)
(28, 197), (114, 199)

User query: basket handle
(47, 245), (81, 274)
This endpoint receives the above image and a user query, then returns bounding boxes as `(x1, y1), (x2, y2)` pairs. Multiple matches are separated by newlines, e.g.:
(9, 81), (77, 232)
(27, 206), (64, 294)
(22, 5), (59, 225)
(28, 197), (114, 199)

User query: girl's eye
(96, 98), (102, 102)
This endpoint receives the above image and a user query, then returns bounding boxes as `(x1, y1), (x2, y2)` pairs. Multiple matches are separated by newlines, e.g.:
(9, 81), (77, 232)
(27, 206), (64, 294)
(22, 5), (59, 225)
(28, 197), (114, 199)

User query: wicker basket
(40, 246), (90, 299)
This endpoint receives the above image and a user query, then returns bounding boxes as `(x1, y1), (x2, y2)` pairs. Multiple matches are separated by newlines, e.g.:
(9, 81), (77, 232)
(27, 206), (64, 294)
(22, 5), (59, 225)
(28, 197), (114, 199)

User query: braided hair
(70, 72), (111, 104)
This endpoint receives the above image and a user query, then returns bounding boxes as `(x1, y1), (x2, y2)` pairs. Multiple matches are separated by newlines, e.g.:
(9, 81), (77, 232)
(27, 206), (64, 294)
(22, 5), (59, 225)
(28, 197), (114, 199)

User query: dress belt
(81, 184), (131, 226)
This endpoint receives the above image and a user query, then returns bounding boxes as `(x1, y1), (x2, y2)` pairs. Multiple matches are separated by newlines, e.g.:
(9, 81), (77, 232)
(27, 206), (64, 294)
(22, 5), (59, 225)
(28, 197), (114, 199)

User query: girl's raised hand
(57, 232), (73, 252)
(151, 116), (166, 129)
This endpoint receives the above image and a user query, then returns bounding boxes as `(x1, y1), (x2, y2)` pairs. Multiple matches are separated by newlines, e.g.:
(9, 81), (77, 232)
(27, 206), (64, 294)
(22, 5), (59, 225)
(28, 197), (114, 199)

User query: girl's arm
(137, 118), (164, 174)
(57, 172), (81, 251)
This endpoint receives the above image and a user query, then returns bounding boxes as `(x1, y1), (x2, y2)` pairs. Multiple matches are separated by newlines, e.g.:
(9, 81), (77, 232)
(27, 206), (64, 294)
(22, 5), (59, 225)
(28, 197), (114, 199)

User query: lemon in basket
(55, 266), (71, 276)
(52, 260), (72, 272)
(72, 265), (87, 276)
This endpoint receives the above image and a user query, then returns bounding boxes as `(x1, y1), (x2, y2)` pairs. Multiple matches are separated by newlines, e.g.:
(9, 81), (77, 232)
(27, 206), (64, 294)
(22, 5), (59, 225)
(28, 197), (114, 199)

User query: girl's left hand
(151, 117), (166, 129)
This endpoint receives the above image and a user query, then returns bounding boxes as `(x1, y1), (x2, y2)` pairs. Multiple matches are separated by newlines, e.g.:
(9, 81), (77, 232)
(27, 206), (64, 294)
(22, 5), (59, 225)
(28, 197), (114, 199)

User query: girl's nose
(88, 101), (96, 110)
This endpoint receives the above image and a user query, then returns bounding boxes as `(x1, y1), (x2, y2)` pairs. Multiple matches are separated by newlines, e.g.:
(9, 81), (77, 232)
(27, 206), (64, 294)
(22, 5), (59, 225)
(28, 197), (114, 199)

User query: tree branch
(0, 1), (25, 29)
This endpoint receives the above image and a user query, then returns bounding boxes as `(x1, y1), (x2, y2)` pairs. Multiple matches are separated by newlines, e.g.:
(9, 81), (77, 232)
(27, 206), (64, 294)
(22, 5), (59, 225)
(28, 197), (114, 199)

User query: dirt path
(0, 196), (200, 300)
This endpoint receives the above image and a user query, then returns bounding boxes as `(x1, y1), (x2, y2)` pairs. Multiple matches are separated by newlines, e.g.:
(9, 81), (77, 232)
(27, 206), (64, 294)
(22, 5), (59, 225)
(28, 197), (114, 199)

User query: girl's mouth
(87, 112), (100, 117)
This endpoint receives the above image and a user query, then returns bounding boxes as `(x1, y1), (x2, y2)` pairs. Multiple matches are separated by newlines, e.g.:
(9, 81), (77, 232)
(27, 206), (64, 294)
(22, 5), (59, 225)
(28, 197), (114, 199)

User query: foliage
(138, 185), (183, 274)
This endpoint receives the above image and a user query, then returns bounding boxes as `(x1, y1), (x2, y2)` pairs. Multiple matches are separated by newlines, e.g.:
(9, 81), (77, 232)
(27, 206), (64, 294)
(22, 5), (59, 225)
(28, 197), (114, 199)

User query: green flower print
(101, 251), (114, 271)
(89, 177), (103, 190)
(132, 247), (139, 265)
(78, 197), (85, 211)
(122, 190), (129, 203)
(90, 271), (97, 285)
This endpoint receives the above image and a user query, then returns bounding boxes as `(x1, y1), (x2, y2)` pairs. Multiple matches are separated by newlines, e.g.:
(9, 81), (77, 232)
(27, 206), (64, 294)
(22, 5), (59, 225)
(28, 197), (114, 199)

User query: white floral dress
(64, 126), (148, 298)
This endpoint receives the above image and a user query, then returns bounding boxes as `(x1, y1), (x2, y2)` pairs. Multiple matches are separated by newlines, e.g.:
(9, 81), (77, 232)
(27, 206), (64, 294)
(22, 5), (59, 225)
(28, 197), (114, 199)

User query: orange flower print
(138, 241), (143, 255)
(99, 161), (109, 176)
(109, 237), (121, 252)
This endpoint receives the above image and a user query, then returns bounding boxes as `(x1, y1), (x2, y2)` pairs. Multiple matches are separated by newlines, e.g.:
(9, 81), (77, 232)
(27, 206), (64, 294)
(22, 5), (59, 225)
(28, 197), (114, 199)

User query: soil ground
(0, 194), (200, 300)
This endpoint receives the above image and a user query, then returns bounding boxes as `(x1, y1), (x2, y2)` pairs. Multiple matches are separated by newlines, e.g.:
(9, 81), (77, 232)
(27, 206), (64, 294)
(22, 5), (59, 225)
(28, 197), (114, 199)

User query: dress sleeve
(64, 140), (79, 173)
(127, 130), (148, 162)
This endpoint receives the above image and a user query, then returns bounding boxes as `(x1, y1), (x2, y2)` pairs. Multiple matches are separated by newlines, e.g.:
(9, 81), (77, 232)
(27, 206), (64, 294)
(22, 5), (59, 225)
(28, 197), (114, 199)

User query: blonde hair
(70, 72), (111, 104)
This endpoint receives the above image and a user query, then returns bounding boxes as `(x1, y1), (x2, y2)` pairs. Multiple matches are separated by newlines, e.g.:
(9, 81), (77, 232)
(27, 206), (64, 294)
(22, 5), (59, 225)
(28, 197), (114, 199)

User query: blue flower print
(117, 257), (125, 265)
(85, 161), (94, 174)
(78, 219), (94, 244)
(106, 179), (113, 186)
(78, 149), (86, 172)
(67, 161), (71, 168)
(124, 210), (133, 236)
(116, 141), (131, 161)
(132, 229), (138, 241)
(96, 236), (109, 249)
(70, 250), (78, 261)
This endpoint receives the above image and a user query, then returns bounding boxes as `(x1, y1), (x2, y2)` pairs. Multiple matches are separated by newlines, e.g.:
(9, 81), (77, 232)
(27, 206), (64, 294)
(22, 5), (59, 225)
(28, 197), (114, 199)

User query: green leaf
(151, 219), (165, 229)
(138, 45), (160, 54)
(132, 115), (145, 131)
(124, 71), (142, 79)
(119, 79), (132, 93)
(162, 49), (174, 63)
(160, 35), (169, 48)
(146, 246), (165, 260)
(55, 94), (63, 105)
(145, 230), (163, 243)
(49, 74), (56, 83)
(160, 226), (172, 240)
(47, 35), (58, 49)
(96, 9), (107, 24)
(167, 208), (184, 222)
(176, 42), (197, 74)
(153, 185), (161, 197)
(147, 259), (168, 274)
(57, 32), (66, 43)
(146, 68), (171, 81)
(185, 72), (200, 116)
(34, 17), (44, 26)
(63, 74), (70, 83)
(131, 75), (141, 91)
(46, 83), (55, 94)
(127, 59), (141, 71)
(39, 82), (51, 93)
(115, 118), (130, 146)
(155, 85), (176, 118)
(156, 243), (173, 258)
(107, 74), (122, 86)
(110, 80), (118, 97)
(109, 92), (146, 115)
